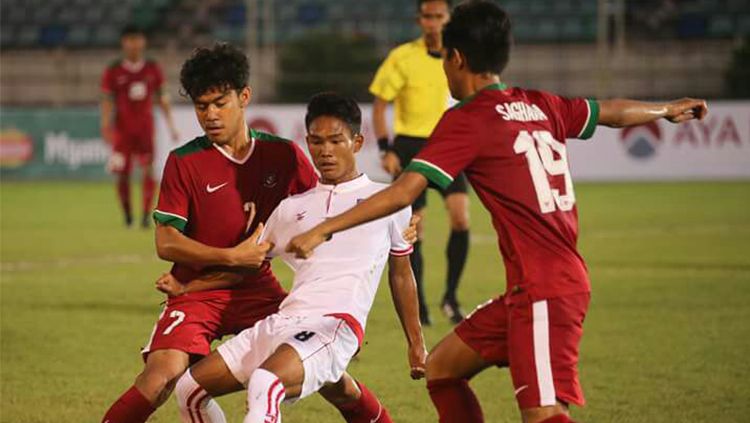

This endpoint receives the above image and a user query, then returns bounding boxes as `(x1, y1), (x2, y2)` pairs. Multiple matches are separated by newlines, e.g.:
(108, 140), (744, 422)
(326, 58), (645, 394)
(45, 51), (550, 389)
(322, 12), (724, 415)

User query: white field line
(1, 253), (157, 273)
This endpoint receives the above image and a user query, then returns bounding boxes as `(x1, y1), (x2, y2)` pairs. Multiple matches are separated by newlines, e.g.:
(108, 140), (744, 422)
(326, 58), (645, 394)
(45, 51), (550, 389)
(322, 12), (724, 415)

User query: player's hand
(403, 214), (421, 245)
(229, 223), (271, 268)
(664, 98), (708, 123)
(155, 273), (185, 297)
(381, 151), (402, 177)
(408, 343), (428, 380)
(286, 228), (329, 259)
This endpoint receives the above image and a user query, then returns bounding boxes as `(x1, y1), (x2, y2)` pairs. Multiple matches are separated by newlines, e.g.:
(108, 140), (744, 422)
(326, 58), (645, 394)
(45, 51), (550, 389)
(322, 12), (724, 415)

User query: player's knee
(450, 215), (470, 231)
(319, 375), (360, 405)
(425, 348), (453, 381)
(134, 368), (174, 404)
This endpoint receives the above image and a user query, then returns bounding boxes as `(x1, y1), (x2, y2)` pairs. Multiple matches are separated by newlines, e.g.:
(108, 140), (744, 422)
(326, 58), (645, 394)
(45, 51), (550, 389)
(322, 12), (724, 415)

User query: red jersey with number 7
(153, 129), (318, 300)
(405, 83), (600, 301)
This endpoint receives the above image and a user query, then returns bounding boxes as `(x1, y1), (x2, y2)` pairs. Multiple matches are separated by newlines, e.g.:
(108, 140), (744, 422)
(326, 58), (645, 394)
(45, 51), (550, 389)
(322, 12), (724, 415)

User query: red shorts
(108, 131), (154, 174)
(455, 292), (590, 409)
(141, 289), (286, 359)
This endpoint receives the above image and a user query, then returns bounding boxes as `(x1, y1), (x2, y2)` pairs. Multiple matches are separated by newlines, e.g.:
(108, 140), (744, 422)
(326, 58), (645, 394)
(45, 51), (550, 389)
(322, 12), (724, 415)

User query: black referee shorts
(393, 134), (468, 211)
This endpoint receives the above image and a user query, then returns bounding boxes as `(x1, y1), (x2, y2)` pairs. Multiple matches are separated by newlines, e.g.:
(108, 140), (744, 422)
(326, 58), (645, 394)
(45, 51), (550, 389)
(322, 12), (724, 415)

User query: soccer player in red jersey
(286, 2), (708, 422)
(102, 44), (402, 423)
(101, 25), (179, 229)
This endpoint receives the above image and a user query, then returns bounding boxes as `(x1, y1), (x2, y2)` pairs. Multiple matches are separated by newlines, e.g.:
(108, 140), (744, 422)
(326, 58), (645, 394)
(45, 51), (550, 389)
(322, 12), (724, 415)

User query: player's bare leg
(442, 192), (470, 323)
(101, 348), (189, 423)
(319, 373), (393, 423)
(410, 207), (430, 325)
(425, 332), (489, 423)
(135, 348), (191, 405)
(520, 404), (572, 423)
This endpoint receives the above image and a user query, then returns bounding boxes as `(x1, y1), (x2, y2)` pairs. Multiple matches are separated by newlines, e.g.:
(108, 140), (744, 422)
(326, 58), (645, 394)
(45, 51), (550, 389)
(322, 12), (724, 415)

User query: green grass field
(1, 181), (749, 422)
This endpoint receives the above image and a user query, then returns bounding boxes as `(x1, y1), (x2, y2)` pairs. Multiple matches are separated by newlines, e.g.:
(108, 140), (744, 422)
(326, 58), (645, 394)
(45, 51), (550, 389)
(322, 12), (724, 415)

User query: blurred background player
(100, 25), (179, 229)
(370, 0), (469, 325)
(286, 2), (708, 422)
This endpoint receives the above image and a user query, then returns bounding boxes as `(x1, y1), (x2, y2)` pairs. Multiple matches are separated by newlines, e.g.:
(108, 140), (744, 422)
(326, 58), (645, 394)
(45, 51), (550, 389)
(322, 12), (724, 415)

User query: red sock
(116, 174), (132, 222)
(540, 415), (576, 423)
(142, 173), (155, 217)
(335, 381), (392, 423)
(101, 385), (155, 423)
(427, 378), (483, 423)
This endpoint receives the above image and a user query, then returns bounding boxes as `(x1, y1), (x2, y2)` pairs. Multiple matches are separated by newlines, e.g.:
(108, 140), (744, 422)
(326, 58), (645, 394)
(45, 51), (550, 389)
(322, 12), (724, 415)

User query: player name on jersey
(495, 101), (549, 122)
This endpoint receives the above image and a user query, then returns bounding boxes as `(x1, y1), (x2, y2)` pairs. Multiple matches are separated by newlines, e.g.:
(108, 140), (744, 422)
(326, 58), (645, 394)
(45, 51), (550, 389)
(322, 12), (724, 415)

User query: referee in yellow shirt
(369, 0), (469, 325)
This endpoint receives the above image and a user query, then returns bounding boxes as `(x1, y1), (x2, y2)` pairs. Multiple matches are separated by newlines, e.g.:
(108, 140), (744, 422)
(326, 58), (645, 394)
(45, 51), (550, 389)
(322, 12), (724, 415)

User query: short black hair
(417, 0), (452, 11)
(179, 43), (250, 100)
(120, 24), (145, 38)
(442, 0), (512, 75)
(305, 92), (362, 136)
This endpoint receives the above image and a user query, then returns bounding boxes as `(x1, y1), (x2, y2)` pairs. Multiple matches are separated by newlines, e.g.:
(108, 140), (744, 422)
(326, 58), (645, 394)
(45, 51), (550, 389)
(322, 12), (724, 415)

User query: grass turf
(1, 181), (749, 422)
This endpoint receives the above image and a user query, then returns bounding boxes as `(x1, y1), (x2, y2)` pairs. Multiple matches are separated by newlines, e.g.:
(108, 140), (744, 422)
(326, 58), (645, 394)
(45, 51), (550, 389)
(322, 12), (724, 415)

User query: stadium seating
(2, 0), (749, 50)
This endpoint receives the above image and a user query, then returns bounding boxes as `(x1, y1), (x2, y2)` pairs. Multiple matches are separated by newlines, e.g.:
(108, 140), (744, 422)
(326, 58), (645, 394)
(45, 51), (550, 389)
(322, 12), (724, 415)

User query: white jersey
(261, 174), (413, 332)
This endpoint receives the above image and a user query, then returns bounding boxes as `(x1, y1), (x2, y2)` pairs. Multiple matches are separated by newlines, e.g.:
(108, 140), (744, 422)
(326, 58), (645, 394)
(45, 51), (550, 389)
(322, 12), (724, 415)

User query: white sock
(244, 368), (286, 423)
(175, 369), (227, 423)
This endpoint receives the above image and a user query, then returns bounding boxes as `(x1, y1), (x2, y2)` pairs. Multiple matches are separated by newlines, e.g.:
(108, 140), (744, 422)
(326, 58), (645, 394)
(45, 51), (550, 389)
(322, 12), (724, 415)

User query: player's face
(193, 87), (251, 145)
(121, 34), (146, 61)
(417, 1), (450, 38)
(306, 116), (363, 184)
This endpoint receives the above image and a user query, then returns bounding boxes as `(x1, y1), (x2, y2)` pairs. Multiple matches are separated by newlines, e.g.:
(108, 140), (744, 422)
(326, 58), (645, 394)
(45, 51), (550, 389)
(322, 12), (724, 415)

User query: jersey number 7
(513, 130), (575, 214)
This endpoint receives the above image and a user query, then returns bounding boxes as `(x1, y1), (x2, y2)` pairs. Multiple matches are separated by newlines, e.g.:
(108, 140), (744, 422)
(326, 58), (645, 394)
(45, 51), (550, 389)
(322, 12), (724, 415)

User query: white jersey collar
(212, 133), (256, 165)
(317, 174), (370, 193)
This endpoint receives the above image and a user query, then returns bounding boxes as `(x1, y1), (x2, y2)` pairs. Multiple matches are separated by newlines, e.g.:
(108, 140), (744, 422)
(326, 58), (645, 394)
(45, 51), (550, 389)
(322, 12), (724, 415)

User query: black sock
(411, 240), (428, 316)
(444, 230), (469, 303)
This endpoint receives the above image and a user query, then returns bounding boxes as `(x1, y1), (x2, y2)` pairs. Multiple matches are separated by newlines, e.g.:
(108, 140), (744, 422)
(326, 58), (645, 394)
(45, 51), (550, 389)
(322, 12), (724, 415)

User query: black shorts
(393, 134), (468, 211)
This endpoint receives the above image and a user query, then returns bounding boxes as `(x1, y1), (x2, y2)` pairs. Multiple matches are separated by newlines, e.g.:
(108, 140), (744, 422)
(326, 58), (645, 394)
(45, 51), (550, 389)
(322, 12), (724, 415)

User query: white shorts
(217, 313), (359, 400)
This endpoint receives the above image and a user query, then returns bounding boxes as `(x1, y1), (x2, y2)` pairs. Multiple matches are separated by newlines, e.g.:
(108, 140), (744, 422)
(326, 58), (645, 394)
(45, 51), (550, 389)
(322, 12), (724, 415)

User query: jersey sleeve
(153, 153), (191, 232)
(259, 202), (287, 258)
(404, 110), (479, 190)
(541, 93), (600, 140)
(368, 51), (406, 102)
(389, 206), (414, 256)
(289, 142), (318, 194)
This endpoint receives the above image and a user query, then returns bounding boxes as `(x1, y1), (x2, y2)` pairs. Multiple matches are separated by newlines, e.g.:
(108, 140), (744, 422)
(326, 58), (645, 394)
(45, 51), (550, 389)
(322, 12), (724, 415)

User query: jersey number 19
(513, 130), (575, 214)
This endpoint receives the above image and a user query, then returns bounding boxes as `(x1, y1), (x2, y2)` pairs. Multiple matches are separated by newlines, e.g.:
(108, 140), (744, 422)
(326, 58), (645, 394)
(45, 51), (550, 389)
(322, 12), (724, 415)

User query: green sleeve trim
(405, 159), (453, 190)
(579, 99), (600, 139)
(153, 210), (187, 232)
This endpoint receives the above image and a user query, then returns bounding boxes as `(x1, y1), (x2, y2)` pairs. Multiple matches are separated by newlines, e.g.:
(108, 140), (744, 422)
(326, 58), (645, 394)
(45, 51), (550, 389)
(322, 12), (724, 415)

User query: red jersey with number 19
(153, 129), (318, 300)
(405, 83), (599, 301)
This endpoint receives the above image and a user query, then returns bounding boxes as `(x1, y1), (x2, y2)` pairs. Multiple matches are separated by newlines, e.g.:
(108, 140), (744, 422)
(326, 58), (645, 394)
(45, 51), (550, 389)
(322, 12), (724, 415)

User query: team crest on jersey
(263, 173), (278, 188)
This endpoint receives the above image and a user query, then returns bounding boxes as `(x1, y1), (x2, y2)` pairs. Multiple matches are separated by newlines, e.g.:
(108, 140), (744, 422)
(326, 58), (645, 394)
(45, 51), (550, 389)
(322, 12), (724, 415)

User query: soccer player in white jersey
(164, 92), (426, 423)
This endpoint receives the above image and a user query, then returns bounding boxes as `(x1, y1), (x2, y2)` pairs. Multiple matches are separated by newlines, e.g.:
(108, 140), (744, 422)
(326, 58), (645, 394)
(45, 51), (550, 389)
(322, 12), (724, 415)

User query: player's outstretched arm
(598, 98), (708, 128)
(155, 271), (245, 297)
(286, 172), (428, 258)
(387, 254), (428, 380)
(155, 222), (269, 268)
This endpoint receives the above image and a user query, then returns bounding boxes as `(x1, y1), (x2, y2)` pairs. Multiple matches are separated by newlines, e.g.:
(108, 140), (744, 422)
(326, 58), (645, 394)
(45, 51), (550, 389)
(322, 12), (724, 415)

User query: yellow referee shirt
(369, 37), (450, 138)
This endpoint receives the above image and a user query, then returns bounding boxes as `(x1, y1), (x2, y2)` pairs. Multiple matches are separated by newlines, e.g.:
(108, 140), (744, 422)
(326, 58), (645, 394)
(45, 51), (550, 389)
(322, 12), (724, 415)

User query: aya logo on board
(619, 122), (662, 159)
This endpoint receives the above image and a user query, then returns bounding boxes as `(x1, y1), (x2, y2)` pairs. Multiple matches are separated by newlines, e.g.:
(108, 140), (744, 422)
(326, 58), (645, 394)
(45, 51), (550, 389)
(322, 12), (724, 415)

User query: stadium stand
(0, 0), (747, 104)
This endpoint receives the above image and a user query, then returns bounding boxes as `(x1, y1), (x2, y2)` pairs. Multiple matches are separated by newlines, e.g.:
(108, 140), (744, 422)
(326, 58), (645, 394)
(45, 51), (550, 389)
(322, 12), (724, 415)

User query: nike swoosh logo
(206, 182), (228, 193)
(514, 385), (528, 396)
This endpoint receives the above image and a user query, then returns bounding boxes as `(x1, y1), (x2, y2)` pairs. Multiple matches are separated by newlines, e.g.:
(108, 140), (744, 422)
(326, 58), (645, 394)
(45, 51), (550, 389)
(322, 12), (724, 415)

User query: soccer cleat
(441, 298), (465, 324)
(124, 214), (133, 228)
